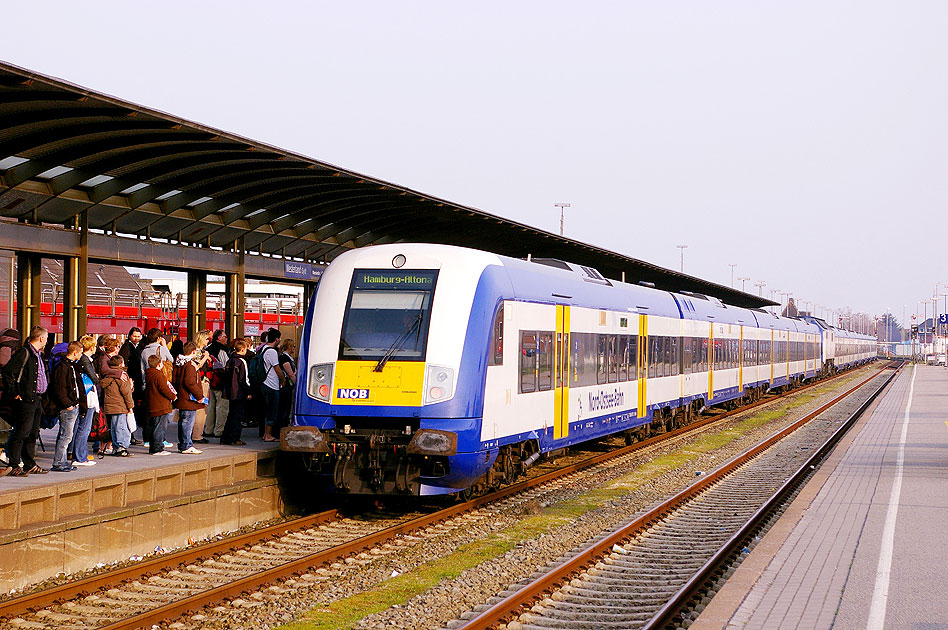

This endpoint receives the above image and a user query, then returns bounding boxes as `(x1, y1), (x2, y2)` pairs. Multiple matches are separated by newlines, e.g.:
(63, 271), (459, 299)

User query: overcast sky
(2, 1), (946, 323)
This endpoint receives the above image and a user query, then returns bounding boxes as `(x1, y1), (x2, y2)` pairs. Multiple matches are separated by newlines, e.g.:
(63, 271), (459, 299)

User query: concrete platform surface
(1, 424), (277, 493)
(693, 364), (948, 630)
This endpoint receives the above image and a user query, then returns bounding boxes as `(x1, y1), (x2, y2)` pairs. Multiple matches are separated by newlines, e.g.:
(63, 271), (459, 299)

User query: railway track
(452, 362), (900, 630)
(0, 363), (887, 630)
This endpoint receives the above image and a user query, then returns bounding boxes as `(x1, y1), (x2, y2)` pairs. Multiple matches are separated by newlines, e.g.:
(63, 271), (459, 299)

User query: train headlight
(424, 365), (455, 405)
(308, 363), (334, 402)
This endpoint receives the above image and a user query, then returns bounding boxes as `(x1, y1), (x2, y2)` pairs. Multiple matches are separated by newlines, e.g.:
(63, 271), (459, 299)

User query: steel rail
(1, 363), (878, 628)
(641, 361), (902, 630)
(456, 363), (896, 629)
(0, 510), (339, 620)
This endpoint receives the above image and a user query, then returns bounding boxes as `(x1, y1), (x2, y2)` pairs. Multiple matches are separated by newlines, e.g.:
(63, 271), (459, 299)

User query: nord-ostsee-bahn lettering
(588, 389), (625, 412)
(288, 243), (877, 497)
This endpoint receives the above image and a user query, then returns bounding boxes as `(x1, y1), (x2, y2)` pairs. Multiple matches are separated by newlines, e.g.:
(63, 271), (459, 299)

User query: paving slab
(693, 364), (948, 630)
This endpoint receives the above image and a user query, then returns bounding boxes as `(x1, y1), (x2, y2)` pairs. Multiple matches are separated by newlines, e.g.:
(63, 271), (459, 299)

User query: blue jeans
(71, 407), (95, 462)
(261, 385), (280, 428)
(53, 406), (80, 469)
(178, 409), (196, 451)
(108, 413), (130, 449)
(150, 412), (172, 453)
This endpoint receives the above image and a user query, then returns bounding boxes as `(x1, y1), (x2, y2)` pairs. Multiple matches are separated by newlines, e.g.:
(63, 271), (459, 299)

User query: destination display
(352, 269), (438, 290)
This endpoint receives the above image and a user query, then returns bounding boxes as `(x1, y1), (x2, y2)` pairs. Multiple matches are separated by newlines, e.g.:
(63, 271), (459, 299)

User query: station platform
(0, 425), (284, 593)
(693, 364), (948, 630)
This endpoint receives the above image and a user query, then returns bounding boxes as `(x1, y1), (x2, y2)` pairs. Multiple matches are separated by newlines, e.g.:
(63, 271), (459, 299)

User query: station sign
(283, 261), (325, 282)
(940, 314), (948, 324)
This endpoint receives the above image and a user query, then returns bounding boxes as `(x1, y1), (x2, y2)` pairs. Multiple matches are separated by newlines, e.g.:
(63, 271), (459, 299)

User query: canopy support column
(63, 210), (89, 341)
(16, 252), (42, 340)
(225, 237), (245, 340)
(187, 270), (207, 340)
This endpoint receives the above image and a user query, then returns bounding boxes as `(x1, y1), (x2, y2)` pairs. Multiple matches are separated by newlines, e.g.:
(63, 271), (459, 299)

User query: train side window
(682, 337), (692, 374)
(597, 335), (607, 384)
(520, 331), (537, 394)
(490, 303), (504, 366)
(670, 336), (679, 376)
(608, 335), (618, 383)
(629, 335), (639, 379)
(537, 332), (553, 391)
(618, 335), (629, 381)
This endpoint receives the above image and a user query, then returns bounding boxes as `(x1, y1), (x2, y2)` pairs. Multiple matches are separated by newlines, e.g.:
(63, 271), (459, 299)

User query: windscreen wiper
(374, 313), (423, 372)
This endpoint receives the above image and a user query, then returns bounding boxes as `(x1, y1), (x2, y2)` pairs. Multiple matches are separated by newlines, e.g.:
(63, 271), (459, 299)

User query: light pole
(755, 280), (766, 298)
(728, 264), (737, 288)
(554, 203), (570, 236)
(676, 244), (688, 272)
(738, 276), (750, 292)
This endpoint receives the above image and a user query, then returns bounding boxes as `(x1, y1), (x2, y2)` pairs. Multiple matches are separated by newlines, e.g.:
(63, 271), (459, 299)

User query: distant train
(284, 244), (875, 496)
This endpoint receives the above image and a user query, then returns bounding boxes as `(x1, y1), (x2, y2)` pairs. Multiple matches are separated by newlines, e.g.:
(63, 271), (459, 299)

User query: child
(221, 339), (251, 445)
(100, 355), (135, 457)
(49, 342), (83, 472)
(144, 353), (176, 456)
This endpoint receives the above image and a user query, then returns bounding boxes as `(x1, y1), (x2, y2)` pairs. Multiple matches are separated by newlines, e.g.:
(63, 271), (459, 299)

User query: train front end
(286, 244), (503, 496)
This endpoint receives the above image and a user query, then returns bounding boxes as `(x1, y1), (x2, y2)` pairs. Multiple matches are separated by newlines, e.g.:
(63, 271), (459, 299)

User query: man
(204, 330), (230, 439)
(0, 326), (49, 477)
(49, 342), (83, 472)
(259, 330), (285, 442)
(118, 327), (144, 398)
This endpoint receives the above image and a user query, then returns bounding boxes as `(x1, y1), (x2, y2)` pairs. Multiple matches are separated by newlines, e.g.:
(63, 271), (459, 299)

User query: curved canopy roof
(0, 60), (774, 308)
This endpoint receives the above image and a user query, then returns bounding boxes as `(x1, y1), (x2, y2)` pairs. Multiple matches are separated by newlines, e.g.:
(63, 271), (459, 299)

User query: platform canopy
(0, 60), (773, 308)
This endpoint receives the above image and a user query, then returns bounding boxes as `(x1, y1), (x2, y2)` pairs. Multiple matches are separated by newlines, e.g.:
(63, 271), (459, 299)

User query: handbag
(126, 409), (137, 434)
(89, 409), (110, 442)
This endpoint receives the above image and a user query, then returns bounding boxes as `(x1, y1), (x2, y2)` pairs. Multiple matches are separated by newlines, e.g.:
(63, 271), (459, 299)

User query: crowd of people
(0, 325), (297, 477)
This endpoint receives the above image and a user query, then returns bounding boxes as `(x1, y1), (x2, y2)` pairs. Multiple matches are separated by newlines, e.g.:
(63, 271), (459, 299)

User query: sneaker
(130, 438), (143, 446)
(0, 450), (8, 465)
(73, 460), (96, 467)
(194, 438), (209, 444)
(179, 447), (203, 455)
(152, 450), (170, 456)
(143, 442), (149, 448)
(163, 441), (173, 448)
(51, 465), (77, 472)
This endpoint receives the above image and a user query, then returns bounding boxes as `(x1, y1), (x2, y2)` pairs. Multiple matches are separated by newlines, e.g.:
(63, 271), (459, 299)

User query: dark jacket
(101, 372), (134, 415)
(172, 359), (205, 411)
(144, 367), (176, 417)
(2, 346), (40, 403)
(223, 354), (251, 401)
(0, 329), (21, 367)
(76, 353), (99, 386)
(119, 340), (143, 391)
(50, 357), (81, 413)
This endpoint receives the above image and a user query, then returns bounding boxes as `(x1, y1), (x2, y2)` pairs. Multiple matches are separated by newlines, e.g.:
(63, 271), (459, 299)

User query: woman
(277, 338), (297, 433)
(172, 341), (208, 454)
(190, 330), (212, 443)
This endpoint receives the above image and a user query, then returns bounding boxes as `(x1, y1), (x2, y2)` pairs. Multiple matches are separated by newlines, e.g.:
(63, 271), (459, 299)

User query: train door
(770, 329), (775, 384)
(553, 305), (571, 440)
(708, 323), (714, 400)
(637, 314), (647, 418)
(739, 326), (744, 392)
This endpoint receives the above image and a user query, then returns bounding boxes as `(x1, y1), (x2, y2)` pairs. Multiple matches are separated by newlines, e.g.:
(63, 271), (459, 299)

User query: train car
(285, 244), (869, 497)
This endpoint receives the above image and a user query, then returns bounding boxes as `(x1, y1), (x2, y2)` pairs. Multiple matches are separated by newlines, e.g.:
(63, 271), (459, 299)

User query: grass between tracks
(279, 368), (870, 630)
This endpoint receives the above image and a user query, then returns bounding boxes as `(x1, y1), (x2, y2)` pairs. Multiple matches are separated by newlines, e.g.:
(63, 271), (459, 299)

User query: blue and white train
(283, 244), (875, 496)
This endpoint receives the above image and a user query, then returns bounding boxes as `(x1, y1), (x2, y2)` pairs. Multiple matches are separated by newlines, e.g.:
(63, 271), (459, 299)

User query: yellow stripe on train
(332, 361), (426, 406)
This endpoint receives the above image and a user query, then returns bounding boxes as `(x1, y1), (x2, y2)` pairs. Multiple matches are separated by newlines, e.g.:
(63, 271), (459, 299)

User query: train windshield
(338, 269), (439, 362)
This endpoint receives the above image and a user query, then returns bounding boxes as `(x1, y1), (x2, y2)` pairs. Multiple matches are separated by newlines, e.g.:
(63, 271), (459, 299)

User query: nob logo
(337, 388), (370, 399)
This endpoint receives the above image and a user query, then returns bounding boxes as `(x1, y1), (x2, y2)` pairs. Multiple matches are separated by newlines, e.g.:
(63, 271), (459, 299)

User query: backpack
(249, 347), (273, 389)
